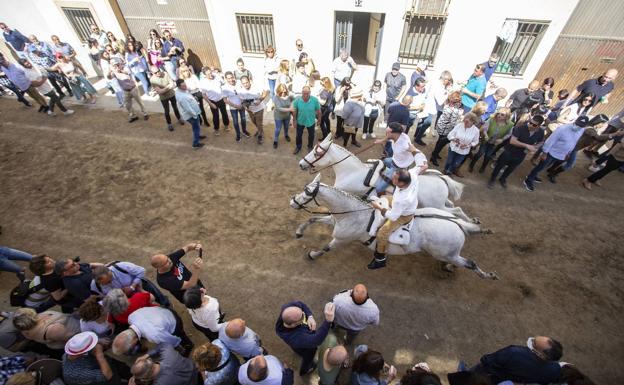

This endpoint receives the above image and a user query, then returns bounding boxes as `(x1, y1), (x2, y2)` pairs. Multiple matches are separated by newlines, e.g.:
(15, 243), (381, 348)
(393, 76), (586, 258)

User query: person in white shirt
(424, 70), (453, 133)
(223, 71), (250, 142)
(331, 49), (357, 88)
(219, 318), (264, 359)
(370, 167), (421, 269)
(112, 306), (194, 356)
(374, 122), (428, 194)
(291, 39), (305, 75)
(331, 284), (380, 344)
(183, 286), (223, 341)
(362, 80), (386, 140)
(444, 112), (481, 176)
(291, 62), (308, 97)
(238, 76), (269, 145)
(263, 45), (279, 98)
(239, 355), (294, 385)
(200, 66), (230, 135)
(19, 58), (73, 116)
(406, 77), (429, 145)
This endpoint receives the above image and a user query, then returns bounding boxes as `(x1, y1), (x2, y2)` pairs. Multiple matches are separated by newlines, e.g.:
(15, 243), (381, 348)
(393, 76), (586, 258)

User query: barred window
(235, 14), (274, 54)
(398, 0), (450, 66)
(61, 7), (98, 43)
(492, 20), (550, 76)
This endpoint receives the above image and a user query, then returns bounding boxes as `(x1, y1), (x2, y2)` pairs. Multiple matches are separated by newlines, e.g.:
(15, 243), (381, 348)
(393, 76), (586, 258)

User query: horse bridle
(302, 142), (332, 169)
(291, 181), (321, 210)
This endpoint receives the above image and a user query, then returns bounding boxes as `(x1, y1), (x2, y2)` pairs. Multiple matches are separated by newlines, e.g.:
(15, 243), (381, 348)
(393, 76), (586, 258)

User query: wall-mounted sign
(156, 21), (177, 33)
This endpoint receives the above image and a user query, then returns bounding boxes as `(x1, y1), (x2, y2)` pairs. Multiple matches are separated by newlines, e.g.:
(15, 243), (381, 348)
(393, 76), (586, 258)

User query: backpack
(10, 278), (43, 307)
(93, 261), (130, 295)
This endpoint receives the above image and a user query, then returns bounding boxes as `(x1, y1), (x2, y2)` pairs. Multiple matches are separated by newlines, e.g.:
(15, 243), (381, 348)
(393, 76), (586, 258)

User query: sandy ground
(0, 95), (622, 384)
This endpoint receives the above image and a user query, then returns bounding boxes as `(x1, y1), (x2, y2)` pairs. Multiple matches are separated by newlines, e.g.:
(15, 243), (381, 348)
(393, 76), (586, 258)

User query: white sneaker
(370, 133), (377, 139)
(63, 109), (75, 116)
(47, 110), (56, 116)
(588, 164), (602, 172)
(362, 134), (368, 140)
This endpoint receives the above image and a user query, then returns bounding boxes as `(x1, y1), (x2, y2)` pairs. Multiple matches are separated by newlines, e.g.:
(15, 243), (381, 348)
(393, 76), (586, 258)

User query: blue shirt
(542, 123), (584, 160)
(462, 74), (486, 109)
(3, 29), (29, 51)
(53, 42), (75, 57)
(176, 89), (201, 120)
(28, 41), (54, 57)
(63, 354), (109, 385)
(202, 340), (240, 385)
(481, 61), (496, 82)
(476, 345), (561, 385)
(0, 62), (31, 91)
(387, 102), (410, 127)
(163, 38), (185, 57)
(481, 94), (498, 122)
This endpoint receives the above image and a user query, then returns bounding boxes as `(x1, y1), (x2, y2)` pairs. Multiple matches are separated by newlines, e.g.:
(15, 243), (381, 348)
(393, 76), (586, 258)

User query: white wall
(1, 0), (125, 77)
(204, 0), (578, 98)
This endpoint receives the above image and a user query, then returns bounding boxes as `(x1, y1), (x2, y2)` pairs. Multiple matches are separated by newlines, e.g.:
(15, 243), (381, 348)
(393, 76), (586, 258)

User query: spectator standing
(179, 65), (210, 127)
(481, 53), (499, 84)
(351, 345), (396, 385)
(146, 29), (162, 56)
(101, 50), (125, 107)
(151, 242), (204, 304)
(78, 298), (113, 338)
(50, 34), (86, 74)
(566, 68), (618, 108)
(0, 72), (31, 107)
(299, 52), (315, 77)
(52, 53), (97, 103)
(386, 95), (412, 132)
(331, 49), (357, 88)
(291, 39), (305, 73)
(275, 301), (335, 376)
(176, 78), (207, 148)
(238, 76), (268, 144)
(444, 113), (480, 176)
(506, 80), (541, 112)
(234, 58), (253, 81)
(362, 80), (385, 139)
(333, 77), (352, 139)
(89, 24), (109, 54)
(291, 62), (308, 97)
(341, 88), (365, 148)
(26, 35), (73, 98)
(318, 77), (335, 139)
(481, 88), (507, 122)
(109, 59), (148, 122)
(430, 91), (463, 166)
(151, 65), (184, 131)
(184, 286), (223, 341)
(469, 108), (514, 173)
(276, 59), (291, 89)
(0, 246), (32, 281)
(29, 255), (81, 312)
(149, 36), (166, 69)
(583, 140), (624, 189)
(192, 341), (240, 385)
(54, 258), (98, 306)
(238, 355), (293, 385)
(103, 288), (157, 326)
(264, 46), (279, 98)
(0, 53), (48, 109)
(424, 70), (453, 127)
(461, 64), (486, 113)
(548, 93), (593, 134)
(131, 343), (200, 385)
(1, 23), (29, 57)
(13, 308), (80, 350)
(404, 77), (427, 139)
(384, 62), (407, 121)
(63, 332), (117, 385)
(19, 58), (73, 116)
(524, 116), (589, 192)
(218, 319), (264, 360)
(272, 83), (294, 149)
(125, 40), (150, 95)
(317, 330), (348, 385)
(332, 284), (380, 345)
(292, 86), (321, 154)
(162, 29), (185, 81)
(200, 67), (230, 134)
(223, 71), (249, 142)
(107, 31), (125, 55)
(537, 77), (555, 107)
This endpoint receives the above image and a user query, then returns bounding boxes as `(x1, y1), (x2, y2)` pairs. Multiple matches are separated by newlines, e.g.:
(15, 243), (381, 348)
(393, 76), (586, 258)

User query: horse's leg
(444, 206), (480, 224)
(295, 215), (333, 238)
(308, 238), (343, 260)
(448, 255), (498, 280)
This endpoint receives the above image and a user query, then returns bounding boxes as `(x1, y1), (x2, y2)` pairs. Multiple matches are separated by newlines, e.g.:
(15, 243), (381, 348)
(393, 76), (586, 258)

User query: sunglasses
(583, 98), (592, 102)
(297, 44), (303, 47)
(528, 122), (539, 127)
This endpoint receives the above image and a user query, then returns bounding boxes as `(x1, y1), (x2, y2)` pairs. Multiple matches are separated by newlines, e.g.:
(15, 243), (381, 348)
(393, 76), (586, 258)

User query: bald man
(317, 330), (348, 385)
(219, 318), (264, 359)
(150, 242), (204, 304)
(275, 301), (335, 376)
(506, 80), (541, 112)
(567, 68), (618, 108)
(332, 284), (380, 344)
(239, 355), (293, 385)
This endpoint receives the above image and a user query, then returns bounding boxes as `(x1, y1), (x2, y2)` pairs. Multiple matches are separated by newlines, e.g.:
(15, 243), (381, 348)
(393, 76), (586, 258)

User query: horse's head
(298, 133), (334, 171)
(290, 174), (321, 210)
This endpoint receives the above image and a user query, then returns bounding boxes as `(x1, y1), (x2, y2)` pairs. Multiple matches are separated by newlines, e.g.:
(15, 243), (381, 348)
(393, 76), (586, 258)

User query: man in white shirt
(219, 318), (264, 359)
(112, 306), (194, 356)
(291, 62), (308, 97)
(331, 48), (357, 87)
(19, 58), (73, 116)
(199, 66), (230, 134)
(370, 167), (421, 269)
(374, 122), (428, 194)
(238, 75), (269, 144)
(239, 355), (294, 385)
(291, 39), (305, 75)
(222, 70), (250, 142)
(183, 286), (223, 341)
(332, 284), (380, 344)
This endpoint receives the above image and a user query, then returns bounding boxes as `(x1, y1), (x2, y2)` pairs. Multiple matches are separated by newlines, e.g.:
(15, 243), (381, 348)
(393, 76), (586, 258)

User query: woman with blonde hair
(276, 59), (291, 89)
(272, 83), (294, 148)
(264, 45), (279, 98)
(430, 91), (463, 166)
(192, 341), (240, 385)
(298, 52), (315, 76)
(318, 77), (335, 139)
(12, 308), (80, 350)
(179, 65), (210, 126)
(469, 107), (514, 173)
(444, 112), (481, 176)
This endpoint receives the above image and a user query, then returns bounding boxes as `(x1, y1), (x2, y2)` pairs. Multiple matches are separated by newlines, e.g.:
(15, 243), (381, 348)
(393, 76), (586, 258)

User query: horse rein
(292, 181), (374, 215)
(305, 141), (379, 175)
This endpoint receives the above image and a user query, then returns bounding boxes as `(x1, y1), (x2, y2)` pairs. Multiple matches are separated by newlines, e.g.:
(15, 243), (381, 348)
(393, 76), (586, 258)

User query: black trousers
(363, 111), (378, 134)
(335, 116), (345, 138)
(48, 74), (73, 97)
(209, 98), (230, 130)
(431, 135), (450, 160)
(192, 91), (210, 126)
(171, 309), (194, 355)
(587, 155), (624, 183)
(44, 91), (67, 112)
(490, 151), (525, 182)
(293, 347), (317, 375)
(160, 96), (181, 125)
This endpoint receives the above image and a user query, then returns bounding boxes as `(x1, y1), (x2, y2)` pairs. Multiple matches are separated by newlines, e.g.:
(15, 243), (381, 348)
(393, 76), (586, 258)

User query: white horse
(290, 174), (498, 279)
(298, 133), (477, 222)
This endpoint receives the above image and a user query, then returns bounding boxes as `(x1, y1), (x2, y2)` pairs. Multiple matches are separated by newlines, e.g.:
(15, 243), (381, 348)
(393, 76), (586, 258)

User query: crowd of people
(0, 244), (597, 385)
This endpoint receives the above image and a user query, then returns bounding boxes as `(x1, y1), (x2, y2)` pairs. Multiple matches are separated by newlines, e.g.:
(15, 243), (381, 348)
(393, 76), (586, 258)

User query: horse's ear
(311, 173), (321, 184)
(323, 132), (333, 143)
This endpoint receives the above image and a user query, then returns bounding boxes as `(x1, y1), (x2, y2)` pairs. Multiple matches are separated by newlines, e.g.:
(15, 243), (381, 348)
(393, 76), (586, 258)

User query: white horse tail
(413, 207), (480, 235)
(439, 175), (464, 201)
(451, 217), (482, 235)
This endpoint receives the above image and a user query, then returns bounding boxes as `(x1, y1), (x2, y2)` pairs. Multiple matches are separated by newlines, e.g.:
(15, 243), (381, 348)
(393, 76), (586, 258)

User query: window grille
(61, 7), (98, 43)
(492, 20), (549, 76)
(235, 14), (274, 54)
(398, 0), (450, 66)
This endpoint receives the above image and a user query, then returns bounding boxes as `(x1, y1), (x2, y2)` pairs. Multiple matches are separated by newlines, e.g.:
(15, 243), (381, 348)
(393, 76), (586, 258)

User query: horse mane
(327, 140), (363, 164)
(320, 183), (370, 206)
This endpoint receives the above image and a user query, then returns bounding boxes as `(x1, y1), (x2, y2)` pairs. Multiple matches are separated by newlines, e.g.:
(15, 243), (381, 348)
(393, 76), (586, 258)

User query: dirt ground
(0, 97), (622, 384)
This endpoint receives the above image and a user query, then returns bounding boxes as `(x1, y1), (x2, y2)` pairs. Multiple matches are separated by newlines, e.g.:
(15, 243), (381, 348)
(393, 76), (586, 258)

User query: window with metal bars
(61, 7), (98, 43)
(398, 14), (447, 66)
(491, 20), (549, 76)
(235, 14), (275, 54)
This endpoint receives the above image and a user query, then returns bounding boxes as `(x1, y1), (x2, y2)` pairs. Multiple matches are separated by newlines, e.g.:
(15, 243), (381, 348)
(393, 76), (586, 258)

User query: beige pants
(25, 86), (48, 108)
(376, 196), (413, 253)
(124, 87), (146, 118)
(248, 109), (264, 137)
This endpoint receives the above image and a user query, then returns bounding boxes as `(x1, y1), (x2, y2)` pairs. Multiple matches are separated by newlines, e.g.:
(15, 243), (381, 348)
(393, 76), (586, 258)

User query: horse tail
(439, 175), (464, 202)
(452, 218), (482, 235)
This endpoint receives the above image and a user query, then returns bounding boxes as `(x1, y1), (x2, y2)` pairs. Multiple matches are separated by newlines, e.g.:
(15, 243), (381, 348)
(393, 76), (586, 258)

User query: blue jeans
(188, 117), (201, 146)
(526, 154), (563, 183)
(375, 158), (397, 193)
(0, 246), (33, 273)
(562, 150), (578, 171)
(268, 79), (276, 98)
(470, 142), (496, 170)
(108, 80), (124, 106)
(295, 124), (315, 150)
(274, 117), (290, 142)
(164, 60), (178, 81)
(230, 108), (247, 139)
(414, 114), (433, 141)
(133, 71), (150, 94)
(445, 150), (467, 173)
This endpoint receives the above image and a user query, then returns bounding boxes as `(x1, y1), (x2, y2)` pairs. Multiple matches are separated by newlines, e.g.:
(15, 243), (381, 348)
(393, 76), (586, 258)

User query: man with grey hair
(331, 48), (357, 88)
(292, 85), (321, 154)
(112, 306), (193, 356)
(131, 343), (199, 385)
(219, 318), (264, 360)
(102, 288), (156, 326)
(332, 283), (380, 344)
(238, 355), (293, 385)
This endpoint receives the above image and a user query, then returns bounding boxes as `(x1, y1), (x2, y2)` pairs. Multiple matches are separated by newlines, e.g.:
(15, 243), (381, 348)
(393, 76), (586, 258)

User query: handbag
(118, 77), (136, 91)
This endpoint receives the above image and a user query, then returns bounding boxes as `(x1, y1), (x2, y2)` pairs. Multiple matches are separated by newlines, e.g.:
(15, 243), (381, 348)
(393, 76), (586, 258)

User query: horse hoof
(482, 229), (494, 235)
(307, 251), (316, 260)
(295, 233), (303, 239)
(489, 272), (499, 280)
(442, 263), (455, 273)
(472, 217), (481, 224)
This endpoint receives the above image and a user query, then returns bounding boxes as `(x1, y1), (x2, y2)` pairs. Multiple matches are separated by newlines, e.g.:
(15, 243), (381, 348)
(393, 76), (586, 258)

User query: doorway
(334, 11), (384, 66)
